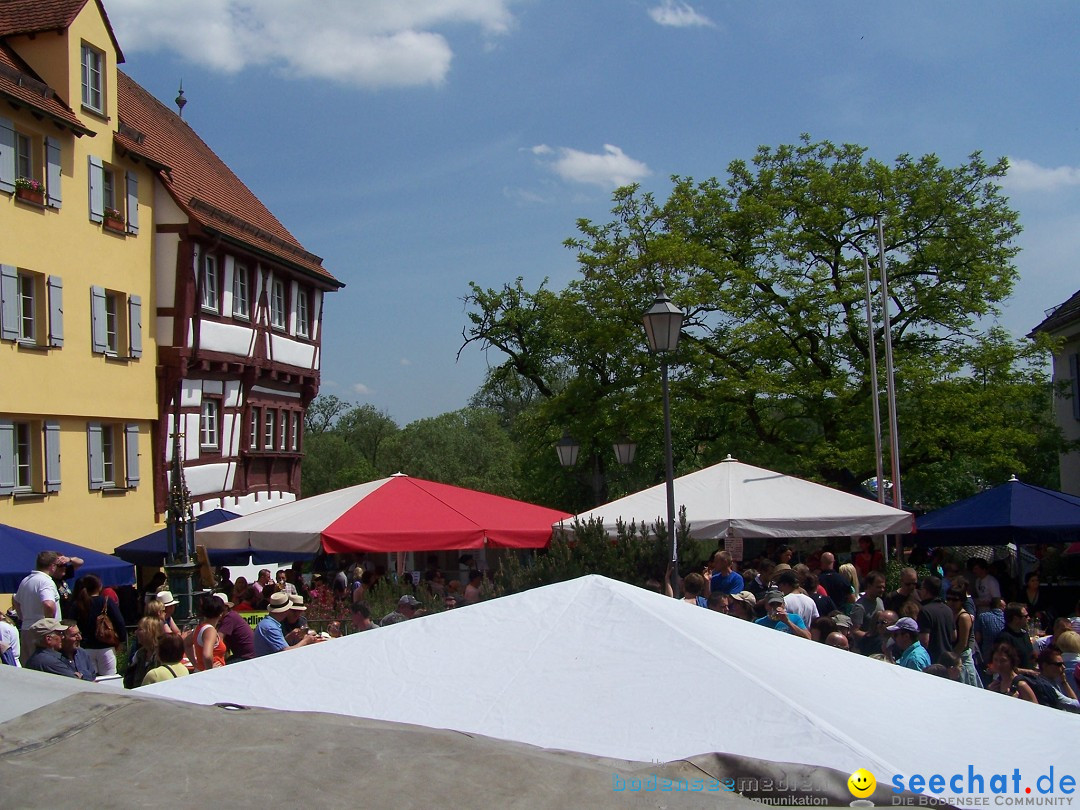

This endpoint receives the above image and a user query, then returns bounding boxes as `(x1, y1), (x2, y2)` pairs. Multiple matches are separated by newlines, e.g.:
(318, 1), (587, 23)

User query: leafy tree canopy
(461, 136), (1065, 510)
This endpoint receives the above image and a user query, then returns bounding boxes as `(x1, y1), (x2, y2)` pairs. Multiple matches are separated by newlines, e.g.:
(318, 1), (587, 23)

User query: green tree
(462, 137), (1064, 510)
(380, 407), (523, 498)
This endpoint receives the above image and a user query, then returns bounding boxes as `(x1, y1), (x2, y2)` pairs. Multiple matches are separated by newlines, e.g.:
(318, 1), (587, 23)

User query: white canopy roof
(561, 456), (913, 538)
(143, 575), (1074, 806)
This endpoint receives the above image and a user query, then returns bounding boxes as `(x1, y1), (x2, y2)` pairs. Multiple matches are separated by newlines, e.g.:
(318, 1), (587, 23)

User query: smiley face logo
(848, 768), (876, 798)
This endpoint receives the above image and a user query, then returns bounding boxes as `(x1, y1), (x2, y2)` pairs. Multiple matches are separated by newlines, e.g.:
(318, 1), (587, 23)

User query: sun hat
(267, 592), (293, 614)
(156, 591), (179, 608)
(28, 617), (67, 642)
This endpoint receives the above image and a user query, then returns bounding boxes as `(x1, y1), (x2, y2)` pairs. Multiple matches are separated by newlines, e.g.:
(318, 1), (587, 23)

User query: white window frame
(13, 422), (32, 491)
(17, 272), (35, 343)
(263, 409), (276, 450)
(15, 132), (32, 182)
(81, 44), (104, 113)
(104, 291), (119, 354)
(296, 289), (310, 338)
(271, 279), (286, 330)
(232, 264), (249, 319)
(100, 424), (116, 487)
(249, 407), (260, 450)
(290, 412), (300, 451)
(200, 399), (220, 450)
(202, 255), (219, 312)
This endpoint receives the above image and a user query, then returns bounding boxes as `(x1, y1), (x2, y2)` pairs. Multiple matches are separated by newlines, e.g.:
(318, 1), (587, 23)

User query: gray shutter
(45, 137), (62, 208)
(0, 420), (14, 495)
(125, 171), (138, 234)
(47, 275), (63, 347)
(0, 116), (14, 193)
(128, 294), (142, 358)
(88, 155), (104, 223)
(87, 423), (104, 490)
(124, 423), (140, 488)
(44, 421), (61, 493)
(1, 264), (17, 341)
(90, 285), (107, 353)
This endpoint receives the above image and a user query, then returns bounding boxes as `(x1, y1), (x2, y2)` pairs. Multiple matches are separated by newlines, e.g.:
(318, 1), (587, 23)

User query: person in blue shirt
(254, 592), (324, 656)
(754, 591), (810, 639)
(706, 550), (745, 596)
(888, 617), (931, 671)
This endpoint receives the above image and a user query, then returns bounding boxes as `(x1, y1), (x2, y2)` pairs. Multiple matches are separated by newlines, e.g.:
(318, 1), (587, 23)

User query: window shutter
(128, 294), (142, 358)
(0, 117), (14, 193)
(1, 264), (17, 341)
(87, 423), (104, 490)
(88, 155), (104, 223)
(124, 423), (140, 488)
(90, 285), (107, 353)
(46, 137), (62, 208)
(126, 171), (138, 234)
(0, 420), (14, 495)
(47, 275), (63, 347)
(44, 421), (61, 493)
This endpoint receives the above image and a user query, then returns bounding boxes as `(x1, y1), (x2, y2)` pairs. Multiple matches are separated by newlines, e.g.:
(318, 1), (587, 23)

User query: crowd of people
(682, 541), (1080, 713)
(0, 550), (488, 687)
(4, 544), (1080, 712)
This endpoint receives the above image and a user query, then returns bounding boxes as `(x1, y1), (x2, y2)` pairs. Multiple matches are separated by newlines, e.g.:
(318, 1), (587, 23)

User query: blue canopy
(0, 523), (135, 592)
(113, 509), (313, 566)
(915, 477), (1080, 546)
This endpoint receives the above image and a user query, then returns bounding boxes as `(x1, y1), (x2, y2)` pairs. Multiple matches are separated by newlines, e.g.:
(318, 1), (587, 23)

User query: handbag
(95, 598), (120, 647)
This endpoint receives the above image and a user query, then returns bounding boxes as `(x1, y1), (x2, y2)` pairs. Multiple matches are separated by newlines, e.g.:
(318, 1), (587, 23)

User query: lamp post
(555, 432), (580, 468)
(642, 290), (683, 597)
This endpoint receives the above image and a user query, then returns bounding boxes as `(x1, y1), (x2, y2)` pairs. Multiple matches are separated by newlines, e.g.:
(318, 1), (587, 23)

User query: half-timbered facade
(114, 75), (343, 518)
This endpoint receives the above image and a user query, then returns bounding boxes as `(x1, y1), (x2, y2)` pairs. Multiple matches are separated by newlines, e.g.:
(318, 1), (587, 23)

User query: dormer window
(81, 44), (104, 114)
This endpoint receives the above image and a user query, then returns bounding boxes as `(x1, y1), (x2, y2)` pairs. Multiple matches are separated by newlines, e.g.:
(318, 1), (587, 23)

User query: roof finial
(175, 80), (187, 118)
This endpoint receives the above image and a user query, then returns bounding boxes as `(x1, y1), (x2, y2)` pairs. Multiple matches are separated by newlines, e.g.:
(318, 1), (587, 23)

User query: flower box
(15, 187), (44, 205)
(103, 207), (126, 233)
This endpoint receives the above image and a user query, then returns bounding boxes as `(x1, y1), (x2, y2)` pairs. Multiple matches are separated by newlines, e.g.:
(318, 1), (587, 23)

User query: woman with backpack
(73, 574), (127, 676)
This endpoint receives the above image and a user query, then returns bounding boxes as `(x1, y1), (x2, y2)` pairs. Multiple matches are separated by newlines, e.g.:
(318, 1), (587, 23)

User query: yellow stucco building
(0, 2), (156, 553)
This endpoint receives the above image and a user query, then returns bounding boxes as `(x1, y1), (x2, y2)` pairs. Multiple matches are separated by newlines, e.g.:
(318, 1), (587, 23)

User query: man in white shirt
(775, 570), (819, 628)
(13, 551), (67, 665)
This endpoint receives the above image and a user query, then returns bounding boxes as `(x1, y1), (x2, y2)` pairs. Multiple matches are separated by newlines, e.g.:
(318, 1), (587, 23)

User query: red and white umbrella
(196, 474), (571, 554)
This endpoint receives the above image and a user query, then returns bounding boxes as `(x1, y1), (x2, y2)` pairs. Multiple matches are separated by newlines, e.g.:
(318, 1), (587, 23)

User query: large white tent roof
(143, 575), (1075, 806)
(561, 456), (913, 538)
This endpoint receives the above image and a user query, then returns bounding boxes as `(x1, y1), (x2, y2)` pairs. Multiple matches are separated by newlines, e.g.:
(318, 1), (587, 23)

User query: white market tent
(142, 575), (1077, 807)
(0, 665), (761, 809)
(560, 456), (913, 538)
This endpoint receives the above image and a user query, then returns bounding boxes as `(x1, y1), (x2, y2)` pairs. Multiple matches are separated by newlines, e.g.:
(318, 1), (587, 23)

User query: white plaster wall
(185, 462), (231, 497)
(224, 381), (242, 409)
(156, 315), (174, 348)
(201, 320), (257, 358)
(270, 333), (316, 368)
(154, 233), (179, 309)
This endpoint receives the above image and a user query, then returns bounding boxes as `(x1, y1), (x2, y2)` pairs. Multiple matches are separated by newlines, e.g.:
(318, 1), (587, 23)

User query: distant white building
(1032, 289), (1080, 495)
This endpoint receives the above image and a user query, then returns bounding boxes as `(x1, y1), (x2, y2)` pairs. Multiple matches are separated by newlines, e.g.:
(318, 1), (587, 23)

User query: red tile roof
(0, 40), (91, 134)
(0, 0), (123, 63)
(117, 71), (340, 285)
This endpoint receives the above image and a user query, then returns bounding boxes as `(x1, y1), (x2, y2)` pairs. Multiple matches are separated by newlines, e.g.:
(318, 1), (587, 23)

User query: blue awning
(0, 523), (135, 592)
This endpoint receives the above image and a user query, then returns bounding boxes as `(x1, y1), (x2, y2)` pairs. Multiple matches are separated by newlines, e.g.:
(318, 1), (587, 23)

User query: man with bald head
(857, 609), (898, 657)
(817, 552), (851, 609)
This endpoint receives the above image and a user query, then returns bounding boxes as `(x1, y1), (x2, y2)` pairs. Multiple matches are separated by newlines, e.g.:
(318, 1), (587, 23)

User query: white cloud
(647, 1), (714, 28)
(105, 0), (517, 88)
(532, 144), (651, 189)
(1003, 157), (1080, 193)
(400, 358), (412, 366)
(352, 382), (373, 395)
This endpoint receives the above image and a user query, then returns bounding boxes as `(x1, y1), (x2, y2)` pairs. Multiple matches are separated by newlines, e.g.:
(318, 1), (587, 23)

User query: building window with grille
(232, 264), (249, 319)
(296, 289), (310, 337)
(264, 410), (276, 450)
(200, 399), (220, 450)
(81, 44), (104, 113)
(271, 279), (286, 330)
(202, 255), (220, 312)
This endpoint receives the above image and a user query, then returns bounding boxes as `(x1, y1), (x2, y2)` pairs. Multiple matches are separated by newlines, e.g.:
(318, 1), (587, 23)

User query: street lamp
(555, 431), (580, 467)
(642, 290), (683, 596)
(612, 437), (637, 466)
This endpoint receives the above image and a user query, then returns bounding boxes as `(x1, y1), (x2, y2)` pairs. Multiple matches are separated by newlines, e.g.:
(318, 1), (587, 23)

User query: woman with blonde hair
(838, 563), (859, 605)
(124, 616), (163, 688)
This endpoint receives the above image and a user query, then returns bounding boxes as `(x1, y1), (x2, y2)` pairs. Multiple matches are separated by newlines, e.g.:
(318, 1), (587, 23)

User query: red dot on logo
(1026, 788), (1032, 794)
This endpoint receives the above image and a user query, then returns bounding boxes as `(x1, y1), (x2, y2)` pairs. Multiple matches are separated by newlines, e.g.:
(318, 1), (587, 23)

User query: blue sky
(106, 0), (1080, 426)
